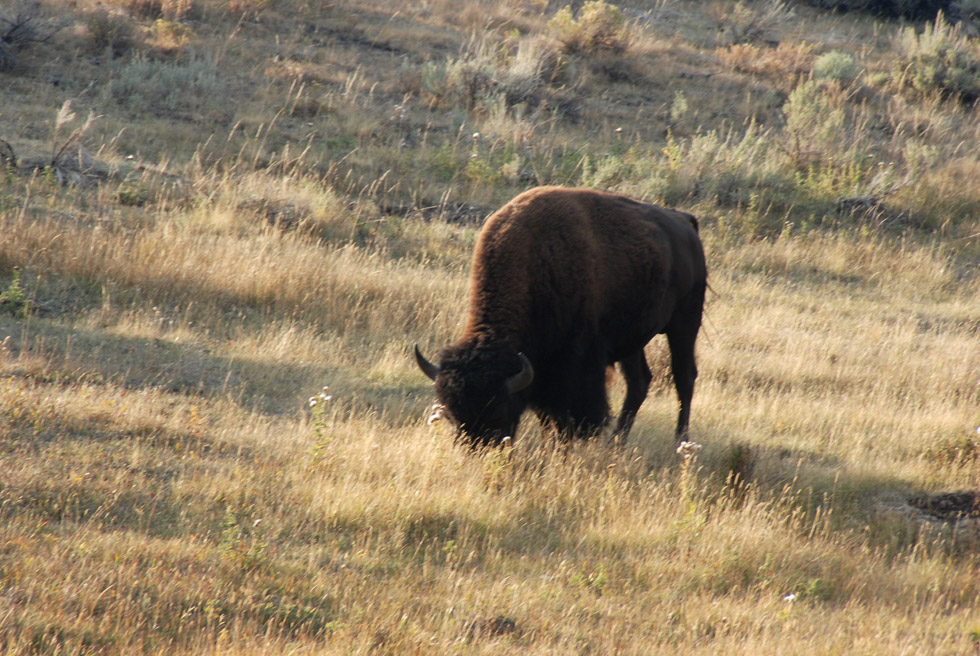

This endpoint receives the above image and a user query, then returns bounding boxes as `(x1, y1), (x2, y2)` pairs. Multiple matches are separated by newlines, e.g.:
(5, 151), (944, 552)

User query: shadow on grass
(1, 311), (435, 427)
(0, 404), (263, 538)
(2, 314), (969, 565)
(0, 314), (340, 415)
(623, 418), (980, 559)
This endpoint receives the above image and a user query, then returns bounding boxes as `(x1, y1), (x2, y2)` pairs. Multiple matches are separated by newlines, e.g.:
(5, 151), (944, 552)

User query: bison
(415, 186), (706, 448)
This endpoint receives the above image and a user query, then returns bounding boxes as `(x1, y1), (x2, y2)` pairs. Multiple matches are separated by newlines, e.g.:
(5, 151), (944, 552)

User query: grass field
(1, 0), (979, 653)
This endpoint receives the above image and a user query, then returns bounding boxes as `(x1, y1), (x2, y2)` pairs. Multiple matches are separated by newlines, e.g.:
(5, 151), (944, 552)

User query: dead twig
(0, 1), (63, 71)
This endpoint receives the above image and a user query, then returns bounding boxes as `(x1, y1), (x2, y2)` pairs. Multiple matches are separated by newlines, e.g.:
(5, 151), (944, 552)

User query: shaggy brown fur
(416, 186), (706, 447)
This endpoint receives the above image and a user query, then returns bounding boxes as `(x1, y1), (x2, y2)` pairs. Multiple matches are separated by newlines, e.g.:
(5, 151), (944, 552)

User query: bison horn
(505, 352), (534, 395)
(414, 345), (440, 381)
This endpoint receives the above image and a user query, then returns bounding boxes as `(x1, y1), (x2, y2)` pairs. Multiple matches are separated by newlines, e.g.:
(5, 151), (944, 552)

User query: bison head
(415, 343), (533, 448)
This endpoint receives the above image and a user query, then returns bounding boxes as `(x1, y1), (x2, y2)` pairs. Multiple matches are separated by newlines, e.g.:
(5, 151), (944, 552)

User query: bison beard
(415, 186), (706, 448)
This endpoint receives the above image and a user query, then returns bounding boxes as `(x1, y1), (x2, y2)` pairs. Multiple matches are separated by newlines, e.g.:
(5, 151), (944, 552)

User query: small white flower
(253, 518), (262, 527)
(472, 132), (480, 140)
(426, 403), (446, 425)
(783, 592), (798, 602)
(676, 441), (703, 459)
(308, 397), (318, 407)
(614, 127), (623, 133)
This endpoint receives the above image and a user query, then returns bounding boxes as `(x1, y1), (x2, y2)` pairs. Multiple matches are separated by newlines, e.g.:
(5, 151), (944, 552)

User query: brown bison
(415, 186), (706, 448)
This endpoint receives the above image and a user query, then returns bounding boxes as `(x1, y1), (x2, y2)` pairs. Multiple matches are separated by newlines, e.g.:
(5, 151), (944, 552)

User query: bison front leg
(537, 354), (610, 440)
(611, 349), (652, 443)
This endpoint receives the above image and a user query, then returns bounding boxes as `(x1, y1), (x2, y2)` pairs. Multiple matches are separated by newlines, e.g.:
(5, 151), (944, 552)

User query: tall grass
(1, 0), (979, 653)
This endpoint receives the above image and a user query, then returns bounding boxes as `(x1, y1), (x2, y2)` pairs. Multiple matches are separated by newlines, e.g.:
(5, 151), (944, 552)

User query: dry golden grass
(1, 0), (979, 653)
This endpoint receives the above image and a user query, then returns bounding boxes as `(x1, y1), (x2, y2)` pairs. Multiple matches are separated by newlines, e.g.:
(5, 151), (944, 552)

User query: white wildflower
(783, 592), (798, 603)
(676, 441), (703, 459)
(472, 132), (480, 140)
(426, 403), (446, 425)
(308, 386), (333, 408)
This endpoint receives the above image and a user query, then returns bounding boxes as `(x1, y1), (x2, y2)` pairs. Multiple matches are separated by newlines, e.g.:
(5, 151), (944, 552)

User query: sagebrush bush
(422, 55), (499, 109)
(782, 80), (849, 165)
(648, 127), (790, 220)
(812, 50), (862, 85)
(110, 55), (223, 116)
(547, 0), (632, 55)
(719, 42), (815, 83)
(721, 0), (794, 46)
(893, 13), (980, 103)
(582, 126), (794, 233)
(420, 35), (560, 110)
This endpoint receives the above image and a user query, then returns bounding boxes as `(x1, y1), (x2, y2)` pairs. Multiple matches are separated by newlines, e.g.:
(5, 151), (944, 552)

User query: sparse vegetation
(0, 0), (979, 653)
(0, 267), (27, 316)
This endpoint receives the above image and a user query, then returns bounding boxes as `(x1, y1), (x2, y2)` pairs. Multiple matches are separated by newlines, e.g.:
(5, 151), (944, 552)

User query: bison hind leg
(666, 302), (703, 440)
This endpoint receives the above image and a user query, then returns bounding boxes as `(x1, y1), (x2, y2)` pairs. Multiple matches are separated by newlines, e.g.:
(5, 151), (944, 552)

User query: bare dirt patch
(878, 491), (980, 548)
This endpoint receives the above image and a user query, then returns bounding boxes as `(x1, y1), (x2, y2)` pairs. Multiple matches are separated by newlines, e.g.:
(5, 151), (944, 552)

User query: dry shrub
(147, 18), (192, 54)
(83, 7), (135, 56)
(718, 0), (795, 45)
(547, 0), (634, 55)
(124, 0), (204, 21)
(0, 1), (62, 71)
(719, 42), (815, 86)
(224, 0), (271, 17)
